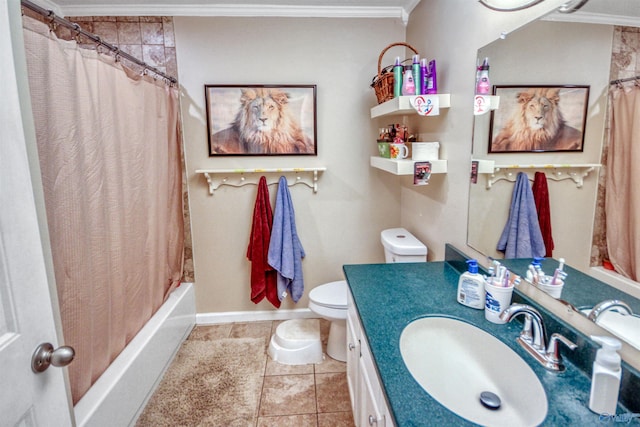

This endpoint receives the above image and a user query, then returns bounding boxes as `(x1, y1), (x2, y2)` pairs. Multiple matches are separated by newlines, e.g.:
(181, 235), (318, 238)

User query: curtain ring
(46, 11), (57, 32)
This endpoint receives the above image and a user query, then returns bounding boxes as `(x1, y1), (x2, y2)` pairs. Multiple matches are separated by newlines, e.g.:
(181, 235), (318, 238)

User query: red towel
(247, 177), (280, 308)
(532, 172), (554, 257)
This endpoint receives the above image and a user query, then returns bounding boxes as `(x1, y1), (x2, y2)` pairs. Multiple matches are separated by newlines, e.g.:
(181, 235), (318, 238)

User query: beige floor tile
(187, 324), (232, 341)
(230, 321), (273, 343)
(317, 411), (356, 427)
(265, 355), (315, 376)
(257, 414), (318, 427)
(316, 372), (351, 413)
(259, 374), (317, 416)
(314, 354), (346, 374)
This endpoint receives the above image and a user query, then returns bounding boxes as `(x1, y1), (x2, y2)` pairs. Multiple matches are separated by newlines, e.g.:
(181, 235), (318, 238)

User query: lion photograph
(206, 86), (316, 155)
(489, 86), (588, 153)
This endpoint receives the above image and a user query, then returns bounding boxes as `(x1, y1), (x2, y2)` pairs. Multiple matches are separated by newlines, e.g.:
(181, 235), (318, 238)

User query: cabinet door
(346, 311), (361, 418)
(359, 355), (385, 427)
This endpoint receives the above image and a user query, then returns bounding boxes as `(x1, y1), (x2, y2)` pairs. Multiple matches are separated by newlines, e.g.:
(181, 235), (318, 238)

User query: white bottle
(589, 335), (622, 415)
(457, 259), (486, 309)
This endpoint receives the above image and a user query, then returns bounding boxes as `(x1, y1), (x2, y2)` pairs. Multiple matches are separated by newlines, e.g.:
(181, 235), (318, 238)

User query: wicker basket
(371, 42), (419, 104)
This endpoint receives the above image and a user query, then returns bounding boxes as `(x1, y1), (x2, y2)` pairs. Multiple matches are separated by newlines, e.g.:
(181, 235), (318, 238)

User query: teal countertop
(343, 261), (629, 426)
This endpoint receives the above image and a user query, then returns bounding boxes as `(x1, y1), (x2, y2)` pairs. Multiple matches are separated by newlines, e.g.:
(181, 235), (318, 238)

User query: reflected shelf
(472, 160), (601, 189)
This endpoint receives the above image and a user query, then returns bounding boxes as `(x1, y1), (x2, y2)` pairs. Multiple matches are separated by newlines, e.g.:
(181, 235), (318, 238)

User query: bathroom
(3, 0), (640, 425)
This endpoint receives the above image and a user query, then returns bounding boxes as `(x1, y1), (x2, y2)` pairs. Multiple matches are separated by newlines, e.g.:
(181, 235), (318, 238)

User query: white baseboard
(196, 308), (316, 325)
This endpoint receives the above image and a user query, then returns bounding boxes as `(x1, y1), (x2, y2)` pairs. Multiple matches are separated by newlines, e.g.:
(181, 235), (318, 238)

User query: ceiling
(33, 0), (640, 27)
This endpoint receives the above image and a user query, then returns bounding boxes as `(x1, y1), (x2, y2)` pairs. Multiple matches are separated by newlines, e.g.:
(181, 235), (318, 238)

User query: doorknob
(31, 342), (75, 373)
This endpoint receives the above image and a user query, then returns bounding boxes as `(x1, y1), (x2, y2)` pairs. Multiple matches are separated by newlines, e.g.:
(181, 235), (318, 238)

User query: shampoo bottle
(589, 335), (622, 415)
(420, 58), (428, 95)
(476, 57), (490, 95)
(393, 57), (403, 98)
(426, 59), (437, 94)
(457, 259), (486, 309)
(412, 55), (422, 95)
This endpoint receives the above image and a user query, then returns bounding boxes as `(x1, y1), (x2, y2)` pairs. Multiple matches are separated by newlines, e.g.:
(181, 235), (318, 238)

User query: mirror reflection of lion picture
(209, 87), (315, 155)
(490, 87), (586, 152)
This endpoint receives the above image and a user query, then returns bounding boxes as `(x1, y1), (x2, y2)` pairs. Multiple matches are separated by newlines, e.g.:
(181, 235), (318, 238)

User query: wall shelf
(474, 162), (601, 189)
(370, 157), (447, 175)
(370, 94), (451, 118)
(195, 167), (326, 195)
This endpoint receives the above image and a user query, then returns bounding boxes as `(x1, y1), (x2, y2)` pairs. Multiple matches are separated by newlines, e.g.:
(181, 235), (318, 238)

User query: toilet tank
(381, 228), (428, 263)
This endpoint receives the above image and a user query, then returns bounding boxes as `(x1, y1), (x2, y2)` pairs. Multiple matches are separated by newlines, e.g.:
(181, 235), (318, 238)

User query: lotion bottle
(589, 335), (622, 415)
(402, 65), (415, 96)
(426, 59), (437, 94)
(457, 259), (486, 309)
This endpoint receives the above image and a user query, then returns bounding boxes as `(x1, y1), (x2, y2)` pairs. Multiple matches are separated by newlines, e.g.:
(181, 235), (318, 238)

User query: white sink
(581, 308), (640, 351)
(400, 317), (548, 426)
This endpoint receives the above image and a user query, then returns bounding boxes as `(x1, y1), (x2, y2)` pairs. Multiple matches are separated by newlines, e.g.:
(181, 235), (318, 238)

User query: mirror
(466, 4), (640, 356)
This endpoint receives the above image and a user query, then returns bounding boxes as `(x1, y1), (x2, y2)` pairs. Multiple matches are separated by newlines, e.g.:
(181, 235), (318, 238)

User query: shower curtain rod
(20, 0), (177, 85)
(610, 76), (640, 85)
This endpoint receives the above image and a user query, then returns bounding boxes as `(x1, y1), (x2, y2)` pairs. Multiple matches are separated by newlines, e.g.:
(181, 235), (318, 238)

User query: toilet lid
(309, 280), (347, 309)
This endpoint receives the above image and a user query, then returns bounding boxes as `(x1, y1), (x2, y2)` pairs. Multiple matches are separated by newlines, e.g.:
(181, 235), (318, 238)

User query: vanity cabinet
(347, 289), (394, 427)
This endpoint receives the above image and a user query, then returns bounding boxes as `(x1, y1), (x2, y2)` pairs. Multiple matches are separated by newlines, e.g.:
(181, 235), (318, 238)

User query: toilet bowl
(308, 280), (348, 362)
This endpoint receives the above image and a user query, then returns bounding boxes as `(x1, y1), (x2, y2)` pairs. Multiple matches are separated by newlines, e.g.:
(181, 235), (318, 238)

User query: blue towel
(497, 172), (546, 259)
(268, 176), (305, 302)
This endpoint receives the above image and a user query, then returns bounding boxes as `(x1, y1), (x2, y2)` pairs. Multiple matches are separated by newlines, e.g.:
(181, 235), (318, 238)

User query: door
(0, 0), (74, 425)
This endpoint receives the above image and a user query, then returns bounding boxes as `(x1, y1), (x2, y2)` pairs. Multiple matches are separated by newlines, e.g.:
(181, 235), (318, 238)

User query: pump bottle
(457, 259), (486, 309)
(589, 335), (622, 415)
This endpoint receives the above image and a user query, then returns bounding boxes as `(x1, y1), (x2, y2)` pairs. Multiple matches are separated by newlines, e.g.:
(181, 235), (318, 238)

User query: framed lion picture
(205, 84), (317, 156)
(488, 85), (589, 153)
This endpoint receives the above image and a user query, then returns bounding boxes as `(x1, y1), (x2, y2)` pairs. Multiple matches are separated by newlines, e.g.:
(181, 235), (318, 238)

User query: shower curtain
(606, 84), (640, 282)
(22, 17), (184, 403)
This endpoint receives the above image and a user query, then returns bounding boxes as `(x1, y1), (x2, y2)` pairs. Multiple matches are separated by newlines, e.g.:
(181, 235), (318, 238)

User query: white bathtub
(590, 267), (640, 300)
(74, 282), (196, 427)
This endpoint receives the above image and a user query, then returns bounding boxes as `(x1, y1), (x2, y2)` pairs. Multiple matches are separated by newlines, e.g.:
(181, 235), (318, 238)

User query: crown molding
(56, 4), (409, 24)
(543, 10), (640, 27)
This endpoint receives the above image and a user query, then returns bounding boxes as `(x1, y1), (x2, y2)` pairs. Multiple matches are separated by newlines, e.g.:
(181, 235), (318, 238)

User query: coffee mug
(389, 143), (409, 159)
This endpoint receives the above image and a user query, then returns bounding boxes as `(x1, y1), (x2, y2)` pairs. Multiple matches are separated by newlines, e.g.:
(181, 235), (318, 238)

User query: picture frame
(488, 85), (589, 153)
(205, 84), (317, 156)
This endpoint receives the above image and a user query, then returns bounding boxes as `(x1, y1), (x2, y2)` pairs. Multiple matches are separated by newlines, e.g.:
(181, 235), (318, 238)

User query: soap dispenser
(457, 259), (486, 309)
(589, 335), (622, 415)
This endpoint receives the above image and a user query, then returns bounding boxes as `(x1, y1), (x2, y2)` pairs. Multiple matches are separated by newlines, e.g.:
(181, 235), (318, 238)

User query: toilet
(268, 227), (427, 364)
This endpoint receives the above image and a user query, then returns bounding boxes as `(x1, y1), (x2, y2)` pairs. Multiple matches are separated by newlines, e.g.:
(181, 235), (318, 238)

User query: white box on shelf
(412, 142), (439, 161)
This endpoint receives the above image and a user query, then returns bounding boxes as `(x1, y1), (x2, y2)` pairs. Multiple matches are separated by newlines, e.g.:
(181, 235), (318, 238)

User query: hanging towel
(268, 176), (306, 303)
(532, 171), (554, 258)
(247, 176), (280, 308)
(497, 172), (546, 259)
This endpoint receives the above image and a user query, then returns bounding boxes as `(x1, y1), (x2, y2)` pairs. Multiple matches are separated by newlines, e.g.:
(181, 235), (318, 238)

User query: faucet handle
(519, 313), (533, 344)
(546, 333), (577, 369)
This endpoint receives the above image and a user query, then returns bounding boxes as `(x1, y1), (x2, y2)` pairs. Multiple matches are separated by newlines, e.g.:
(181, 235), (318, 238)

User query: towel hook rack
(195, 167), (326, 195)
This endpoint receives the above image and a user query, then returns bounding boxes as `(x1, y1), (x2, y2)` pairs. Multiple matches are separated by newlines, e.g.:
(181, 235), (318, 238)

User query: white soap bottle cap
(592, 335), (622, 371)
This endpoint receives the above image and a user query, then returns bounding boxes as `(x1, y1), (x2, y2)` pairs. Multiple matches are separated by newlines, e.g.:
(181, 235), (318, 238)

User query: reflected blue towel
(268, 177), (305, 302)
(497, 172), (546, 259)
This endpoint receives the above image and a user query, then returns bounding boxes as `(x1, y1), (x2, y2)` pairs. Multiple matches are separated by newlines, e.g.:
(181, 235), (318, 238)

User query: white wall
(401, 0), (571, 262)
(175, 17), (405, 313)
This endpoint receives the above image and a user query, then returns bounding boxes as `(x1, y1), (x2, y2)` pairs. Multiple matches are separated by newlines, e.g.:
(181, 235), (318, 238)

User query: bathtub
(590, 266), (640, 300)
(74, 282), (196, 427)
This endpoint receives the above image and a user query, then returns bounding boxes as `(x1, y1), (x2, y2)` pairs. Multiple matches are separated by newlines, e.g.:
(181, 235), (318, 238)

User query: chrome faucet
(500, 303), (577, 372)
(587, 299), (633, 322)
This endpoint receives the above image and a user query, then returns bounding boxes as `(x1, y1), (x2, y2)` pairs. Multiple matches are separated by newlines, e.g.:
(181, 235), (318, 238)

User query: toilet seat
(309, 280), (347, 310)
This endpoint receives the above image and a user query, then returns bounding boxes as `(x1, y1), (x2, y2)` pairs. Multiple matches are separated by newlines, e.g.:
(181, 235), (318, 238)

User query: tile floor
(185, 319), (355, 427)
